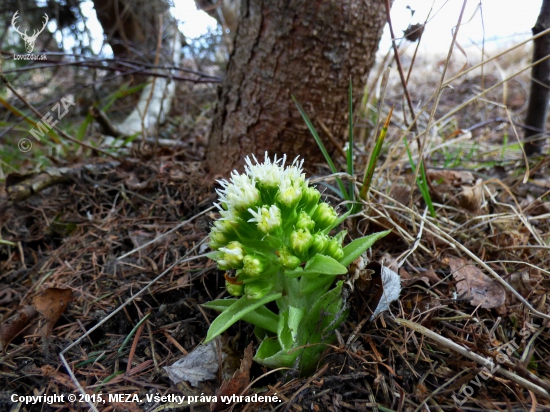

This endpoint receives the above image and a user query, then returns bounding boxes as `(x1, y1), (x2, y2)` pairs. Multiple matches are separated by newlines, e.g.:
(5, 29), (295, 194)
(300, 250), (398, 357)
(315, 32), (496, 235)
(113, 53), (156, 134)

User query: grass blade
(347, 78), (355, 206)
(403, 137), (437, 218)
(360, 105), (394, 200)
(292, 95), (350, 204)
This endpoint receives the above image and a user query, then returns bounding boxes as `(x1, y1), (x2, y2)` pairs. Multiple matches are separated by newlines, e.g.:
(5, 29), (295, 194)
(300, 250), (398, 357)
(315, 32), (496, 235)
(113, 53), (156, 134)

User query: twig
(0, 74), (118, 159)
(396, 206), (428, 268)
(372, 188), (550, 322)
(89, 107), (121, 137)
(59, 242), (209, 412)
(316, 118), (347, 159)
(0, 53), (221, 82)
(395, 318), (550, 401)
(384, 0), (418, 135)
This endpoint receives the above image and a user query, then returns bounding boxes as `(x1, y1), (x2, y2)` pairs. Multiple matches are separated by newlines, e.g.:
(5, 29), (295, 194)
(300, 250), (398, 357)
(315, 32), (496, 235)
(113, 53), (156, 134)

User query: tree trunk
(92, 0), (181, 136)
(524, 0), (550, 156)
(206, 0), (387, 175)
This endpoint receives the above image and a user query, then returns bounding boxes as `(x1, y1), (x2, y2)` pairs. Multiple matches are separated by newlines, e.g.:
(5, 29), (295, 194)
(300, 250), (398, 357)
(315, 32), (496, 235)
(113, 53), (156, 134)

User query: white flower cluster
(210, 152), (344, 299)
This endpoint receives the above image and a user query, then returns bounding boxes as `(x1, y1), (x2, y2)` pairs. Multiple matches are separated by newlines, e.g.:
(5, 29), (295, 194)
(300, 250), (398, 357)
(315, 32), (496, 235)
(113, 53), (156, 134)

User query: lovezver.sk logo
(12, 10), (49, 54)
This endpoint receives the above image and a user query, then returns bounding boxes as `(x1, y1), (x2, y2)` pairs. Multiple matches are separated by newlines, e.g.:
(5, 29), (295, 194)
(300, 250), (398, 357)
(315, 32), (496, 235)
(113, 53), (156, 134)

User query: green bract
(203, 153), (390, 375)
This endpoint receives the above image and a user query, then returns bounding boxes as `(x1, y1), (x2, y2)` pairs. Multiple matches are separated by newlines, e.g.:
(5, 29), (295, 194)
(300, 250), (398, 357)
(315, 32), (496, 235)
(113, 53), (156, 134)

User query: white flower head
(216, 172), (260, 212)
(244, 152), (286, 188)
(248, 204), (282, 233)
(283, 156), (306, 185)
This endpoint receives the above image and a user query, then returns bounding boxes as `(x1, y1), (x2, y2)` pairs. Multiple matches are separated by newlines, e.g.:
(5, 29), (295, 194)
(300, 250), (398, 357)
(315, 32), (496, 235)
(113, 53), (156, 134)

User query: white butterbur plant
(203, 153), (390, 375)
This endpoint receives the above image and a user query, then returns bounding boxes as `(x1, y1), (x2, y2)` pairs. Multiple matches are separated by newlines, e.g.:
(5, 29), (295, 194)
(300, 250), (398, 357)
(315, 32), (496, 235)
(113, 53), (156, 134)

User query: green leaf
(203, 292), (282, 343)
(278, 310), (293, 351)
(288, 306), (305, 341)
(297, 281), (348, 374)
(339, 230), (391, 267)
(284, 254), (347, 278)
(304, 254), (348, 275)
(299, 275), (334, 296)
(360, 106), (394, 201)
(76, 113), (94, 141)
(254, 339), (298, 369)
(202, 299), (279, 334)
(403, 137), (436, 218)
(206, 251), (222, 260)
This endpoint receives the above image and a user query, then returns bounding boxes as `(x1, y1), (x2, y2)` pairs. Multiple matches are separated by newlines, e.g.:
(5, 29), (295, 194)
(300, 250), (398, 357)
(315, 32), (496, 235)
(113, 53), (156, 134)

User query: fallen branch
(395, 318), (550, 401)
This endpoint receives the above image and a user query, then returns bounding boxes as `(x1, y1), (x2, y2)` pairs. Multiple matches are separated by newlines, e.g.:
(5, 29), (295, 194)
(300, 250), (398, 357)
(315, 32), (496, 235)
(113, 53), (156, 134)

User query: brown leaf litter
(446, 257), (506, 309)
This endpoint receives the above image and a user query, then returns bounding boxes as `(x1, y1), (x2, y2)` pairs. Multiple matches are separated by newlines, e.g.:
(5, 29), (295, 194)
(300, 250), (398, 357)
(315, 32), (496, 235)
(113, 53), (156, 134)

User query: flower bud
(210, 228), (229, 245)
(248, 205), (282, 234)
(278, 246), (301, 269)
(325, 237), (344, 261)
(242, 254), (268, 277)
(218, 241), (245, 269)
(214, 219), (234, 233)
(277, 180), (302, 208)
(290, 228), (313, 257)
(300, 186), (321, 211)
(296, 211), (315, 231)
(225, 280), (244, 297)
(311, 202), (338, 230)
(310, 233), (329, 254)
(245, 279), (272, 300)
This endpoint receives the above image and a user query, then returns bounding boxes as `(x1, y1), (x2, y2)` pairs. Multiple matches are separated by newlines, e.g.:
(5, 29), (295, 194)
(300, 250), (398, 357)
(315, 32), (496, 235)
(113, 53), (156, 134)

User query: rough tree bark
(524, 0), (550, 156)
(206, 0), (387, 175)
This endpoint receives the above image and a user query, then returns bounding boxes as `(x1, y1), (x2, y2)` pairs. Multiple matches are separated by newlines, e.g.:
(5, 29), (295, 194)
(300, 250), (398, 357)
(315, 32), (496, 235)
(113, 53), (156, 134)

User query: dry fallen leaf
(427, 170), (483, 213)
(164, 340), (226, 387)
(211, 343), (254, 412)
(32, 288), (73, 338)
(0, 306), (37, 350)
(448, 257), (505, 309)
(347, 260), (401, 320)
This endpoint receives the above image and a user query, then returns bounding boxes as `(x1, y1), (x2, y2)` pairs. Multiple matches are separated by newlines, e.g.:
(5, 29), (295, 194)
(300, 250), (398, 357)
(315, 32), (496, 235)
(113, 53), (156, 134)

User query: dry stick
(395, 318), (550, 401)
(384, 0), (441, 210)
(371, 187), (550, 322)
(0, 58), (219, 82)
(59, 242), (209, 412)
(317, 117), (347, 159)
(405, 0), (436, 86)
(445, 26), (550, 86)
(384, 0), (418, 136)
(504, 107), (530, 184)
(403, 53), (550, 164)
(0, 75), (117, 159)
(415, 0), (467, 185)
(396, 206), (428, 268)
(436, 53), (550, 131)
(392, 27), (550, 166)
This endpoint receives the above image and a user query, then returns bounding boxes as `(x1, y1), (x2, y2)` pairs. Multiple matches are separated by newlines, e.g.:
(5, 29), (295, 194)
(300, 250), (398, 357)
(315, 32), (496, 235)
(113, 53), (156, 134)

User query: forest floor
(1, 41), (550, 412)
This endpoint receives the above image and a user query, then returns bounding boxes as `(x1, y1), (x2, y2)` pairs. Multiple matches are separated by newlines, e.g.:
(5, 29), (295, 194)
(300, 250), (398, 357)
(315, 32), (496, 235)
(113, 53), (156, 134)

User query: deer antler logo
(12, 10), (49, 54)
